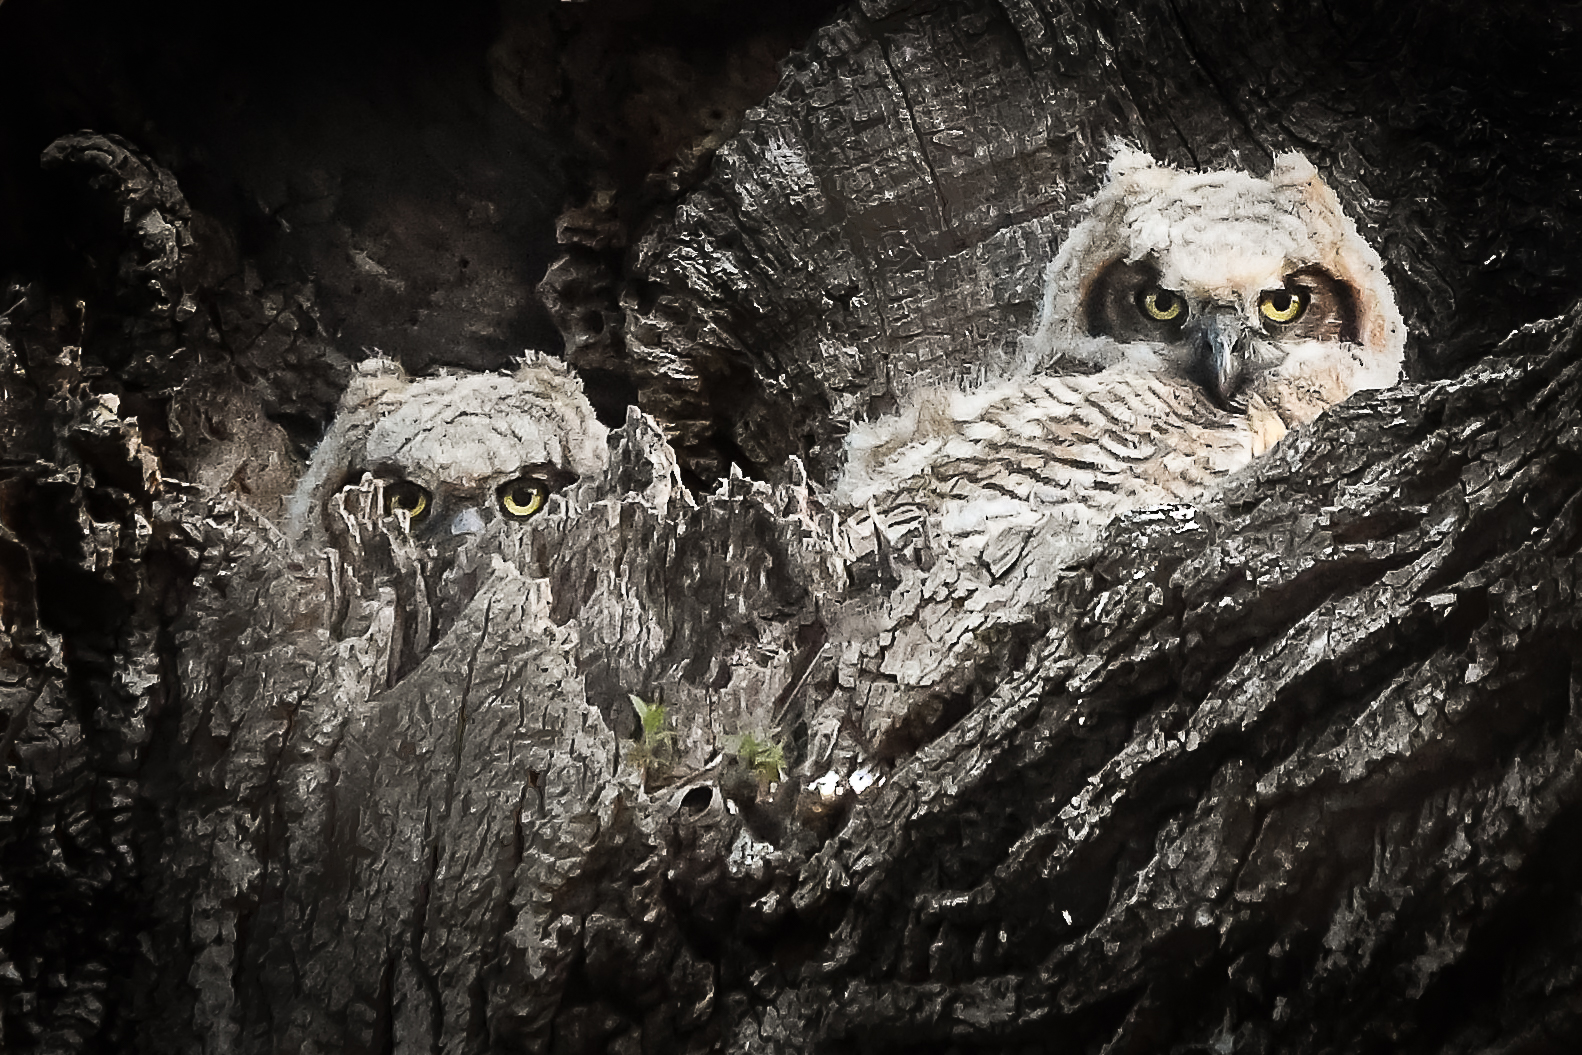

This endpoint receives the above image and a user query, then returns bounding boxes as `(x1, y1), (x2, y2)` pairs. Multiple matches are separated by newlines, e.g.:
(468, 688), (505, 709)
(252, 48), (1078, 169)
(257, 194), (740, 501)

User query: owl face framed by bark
(837, 149), (1406, 554)
(287, 354), (609, 547)
(1020, 148), (1405, 427)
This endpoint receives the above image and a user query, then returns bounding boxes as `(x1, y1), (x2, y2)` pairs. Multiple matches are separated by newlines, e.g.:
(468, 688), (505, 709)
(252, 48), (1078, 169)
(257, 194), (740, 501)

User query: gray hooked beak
(449, 507), (486, 536)
(1186, 311), (1253, 409)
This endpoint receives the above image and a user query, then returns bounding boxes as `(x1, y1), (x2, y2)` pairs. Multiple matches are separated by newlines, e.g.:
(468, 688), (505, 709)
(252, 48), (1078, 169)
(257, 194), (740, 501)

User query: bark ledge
(1, 1), (1581, 1053)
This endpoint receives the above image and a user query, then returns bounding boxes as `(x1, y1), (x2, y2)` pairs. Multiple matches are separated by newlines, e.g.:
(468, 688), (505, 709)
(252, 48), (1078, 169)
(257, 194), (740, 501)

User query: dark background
(6, 2), (1582, 1052)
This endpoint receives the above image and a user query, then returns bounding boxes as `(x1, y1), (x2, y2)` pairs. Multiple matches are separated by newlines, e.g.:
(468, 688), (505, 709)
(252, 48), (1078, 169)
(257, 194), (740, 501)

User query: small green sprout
(628, 694), (675, 785)
(631, 695), (674, 747)
(730, 731), (786, 788)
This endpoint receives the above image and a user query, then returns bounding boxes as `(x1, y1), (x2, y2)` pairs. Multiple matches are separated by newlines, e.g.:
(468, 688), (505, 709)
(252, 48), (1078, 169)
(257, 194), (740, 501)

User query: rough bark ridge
(17, 300), (1579, 1054)
(127, 405), (846, 1053)
(783, 316), (1582, 1052)
(2, 0), (1582, 1053)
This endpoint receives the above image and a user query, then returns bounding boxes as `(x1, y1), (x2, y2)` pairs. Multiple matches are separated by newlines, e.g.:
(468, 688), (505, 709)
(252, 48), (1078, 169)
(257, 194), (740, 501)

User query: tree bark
(2, 1), (1581, 1053)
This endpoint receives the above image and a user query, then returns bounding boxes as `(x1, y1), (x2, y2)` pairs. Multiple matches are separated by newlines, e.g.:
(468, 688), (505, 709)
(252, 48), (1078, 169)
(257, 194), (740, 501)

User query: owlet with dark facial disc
(288, 354), (609, 546)
(837, 149), (1405, 558)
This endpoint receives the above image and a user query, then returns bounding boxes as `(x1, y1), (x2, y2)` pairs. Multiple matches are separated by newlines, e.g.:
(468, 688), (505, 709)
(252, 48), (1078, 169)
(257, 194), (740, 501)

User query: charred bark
(2, 1), (1581, 1053)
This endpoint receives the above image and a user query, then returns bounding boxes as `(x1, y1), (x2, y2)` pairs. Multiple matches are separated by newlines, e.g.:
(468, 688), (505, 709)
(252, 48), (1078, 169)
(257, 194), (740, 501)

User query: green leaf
(629, 694), (673, 746)
(731, 731), (785, 784)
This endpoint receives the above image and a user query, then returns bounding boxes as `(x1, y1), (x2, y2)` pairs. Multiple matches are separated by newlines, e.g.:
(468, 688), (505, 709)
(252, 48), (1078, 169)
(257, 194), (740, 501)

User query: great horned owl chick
(1021, 147), (1404, 428)
(837, 149), (1404, 556)
(287, 354), (608, 545)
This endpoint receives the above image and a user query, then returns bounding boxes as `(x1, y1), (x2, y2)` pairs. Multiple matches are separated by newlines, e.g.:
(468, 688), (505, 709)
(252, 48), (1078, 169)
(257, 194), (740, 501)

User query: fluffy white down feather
(835, 148), (1405, 568)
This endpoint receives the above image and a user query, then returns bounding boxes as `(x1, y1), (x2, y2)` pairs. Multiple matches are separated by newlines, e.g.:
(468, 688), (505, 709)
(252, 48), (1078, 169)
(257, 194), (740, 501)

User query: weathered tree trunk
(2, 1), (1581, 1053)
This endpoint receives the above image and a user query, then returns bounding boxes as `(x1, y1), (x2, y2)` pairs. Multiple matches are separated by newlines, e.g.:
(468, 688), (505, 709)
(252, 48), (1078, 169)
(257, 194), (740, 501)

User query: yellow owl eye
(1259, 288), (1308, 324)
(384, 480), (431, 520)
(1138, 288), (1184, 322)
(498, 477), (548, 520)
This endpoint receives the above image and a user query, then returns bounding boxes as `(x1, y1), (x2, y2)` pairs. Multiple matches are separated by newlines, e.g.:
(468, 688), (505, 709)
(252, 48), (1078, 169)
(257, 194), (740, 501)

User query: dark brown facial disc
(1084, 258), (1187, 343)
(383, 479), (431, 519)
(1270, 266), (1360, 343)
(513, 462), (578, 492)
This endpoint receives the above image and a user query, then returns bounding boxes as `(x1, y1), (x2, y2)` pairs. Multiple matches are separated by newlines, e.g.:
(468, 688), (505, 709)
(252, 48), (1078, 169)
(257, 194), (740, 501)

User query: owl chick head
(1020, 148), (1405, 423)
(287, 353), (609, 544)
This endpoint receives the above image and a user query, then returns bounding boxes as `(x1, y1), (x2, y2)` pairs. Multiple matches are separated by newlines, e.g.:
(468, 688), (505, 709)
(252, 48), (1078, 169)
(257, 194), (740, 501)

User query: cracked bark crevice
(878, 38), (957, 241)
(3, 1), (1582, 1052)
(1160, 0), (1273, 165)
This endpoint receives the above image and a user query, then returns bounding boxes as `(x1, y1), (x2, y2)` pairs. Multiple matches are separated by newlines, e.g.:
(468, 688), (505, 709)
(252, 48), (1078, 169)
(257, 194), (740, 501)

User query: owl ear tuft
(1269, 152), (1320, 187)
(1106, 143), (1160, 182)
(342, 355), (408, 410)
(512, 349), (574, 379)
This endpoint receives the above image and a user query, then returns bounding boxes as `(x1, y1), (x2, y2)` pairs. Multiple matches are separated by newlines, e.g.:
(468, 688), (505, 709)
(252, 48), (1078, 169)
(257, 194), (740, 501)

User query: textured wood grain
(93, 310), (1582, 1054)
(3, 1), (1582, 1052)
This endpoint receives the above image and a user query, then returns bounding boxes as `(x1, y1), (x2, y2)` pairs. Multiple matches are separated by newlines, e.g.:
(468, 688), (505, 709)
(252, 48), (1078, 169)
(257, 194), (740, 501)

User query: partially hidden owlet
(287, 353), (609, 546)
(836, 148), (1405, 559)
